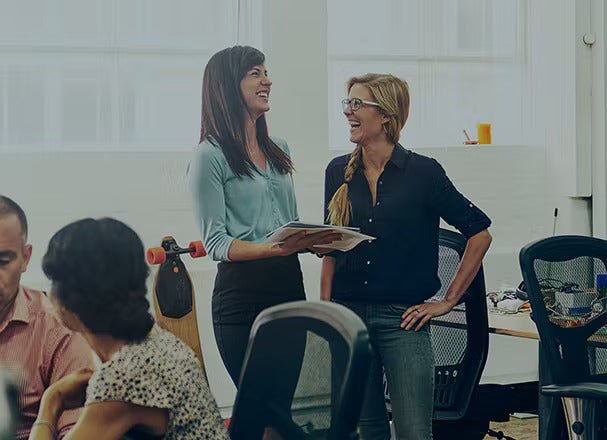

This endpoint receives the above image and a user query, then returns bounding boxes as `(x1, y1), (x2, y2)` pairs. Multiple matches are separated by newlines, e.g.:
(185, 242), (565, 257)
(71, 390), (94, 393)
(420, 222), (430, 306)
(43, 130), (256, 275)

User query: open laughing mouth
(257, 90), (270, 99)
(349, 120), (361, 130)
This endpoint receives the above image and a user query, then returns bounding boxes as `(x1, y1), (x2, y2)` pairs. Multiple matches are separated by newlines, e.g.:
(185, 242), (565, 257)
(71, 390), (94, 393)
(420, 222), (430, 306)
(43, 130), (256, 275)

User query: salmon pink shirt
(0, 286), (93, 439)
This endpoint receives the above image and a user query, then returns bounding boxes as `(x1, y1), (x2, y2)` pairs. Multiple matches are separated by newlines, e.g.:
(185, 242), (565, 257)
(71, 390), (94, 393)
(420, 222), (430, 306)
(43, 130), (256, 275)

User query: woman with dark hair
(322, 74), (492, 439)
(29, 218), (228, 440)
(188, 45), (338, 385)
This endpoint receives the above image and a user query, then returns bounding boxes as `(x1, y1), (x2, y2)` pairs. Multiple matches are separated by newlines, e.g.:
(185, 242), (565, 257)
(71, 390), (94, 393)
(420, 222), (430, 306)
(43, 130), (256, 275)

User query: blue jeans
(336, 301), (434, 440)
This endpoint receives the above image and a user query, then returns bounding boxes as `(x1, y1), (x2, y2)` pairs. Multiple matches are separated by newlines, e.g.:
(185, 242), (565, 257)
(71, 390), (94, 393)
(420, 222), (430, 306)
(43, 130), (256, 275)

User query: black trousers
(212, 254), (305, 386)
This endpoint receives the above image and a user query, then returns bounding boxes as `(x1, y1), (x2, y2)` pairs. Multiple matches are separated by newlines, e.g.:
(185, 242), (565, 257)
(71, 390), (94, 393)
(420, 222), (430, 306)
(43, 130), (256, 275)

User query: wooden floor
(484, 416), (538, 440)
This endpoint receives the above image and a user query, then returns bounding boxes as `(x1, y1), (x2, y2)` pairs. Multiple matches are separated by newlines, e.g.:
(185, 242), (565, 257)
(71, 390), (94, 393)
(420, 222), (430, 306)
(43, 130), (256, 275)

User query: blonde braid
(327, 145), (363, 226)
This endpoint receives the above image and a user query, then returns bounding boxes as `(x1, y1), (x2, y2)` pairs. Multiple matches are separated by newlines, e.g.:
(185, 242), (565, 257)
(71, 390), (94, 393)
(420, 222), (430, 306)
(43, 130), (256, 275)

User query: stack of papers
(266, 221), (375, 252)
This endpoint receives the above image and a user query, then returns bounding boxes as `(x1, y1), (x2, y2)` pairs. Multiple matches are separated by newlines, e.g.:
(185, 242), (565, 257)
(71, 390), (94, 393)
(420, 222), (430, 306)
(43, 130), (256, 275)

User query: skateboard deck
(147, 236), (207, 380)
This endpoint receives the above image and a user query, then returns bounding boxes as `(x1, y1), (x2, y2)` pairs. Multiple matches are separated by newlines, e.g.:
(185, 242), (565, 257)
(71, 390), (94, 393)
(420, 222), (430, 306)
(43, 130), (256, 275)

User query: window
(0, 0), (262, 152)
(327, 0), (528, 149)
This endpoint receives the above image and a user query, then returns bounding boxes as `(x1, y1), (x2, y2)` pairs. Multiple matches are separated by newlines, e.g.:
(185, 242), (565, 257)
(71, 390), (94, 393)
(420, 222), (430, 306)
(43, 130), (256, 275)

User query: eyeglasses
(341, 98), (380, 112)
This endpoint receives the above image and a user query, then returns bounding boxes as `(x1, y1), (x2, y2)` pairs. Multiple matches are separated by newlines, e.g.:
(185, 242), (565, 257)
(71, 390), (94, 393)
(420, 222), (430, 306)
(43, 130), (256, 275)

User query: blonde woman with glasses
(322, 73), (492, 440)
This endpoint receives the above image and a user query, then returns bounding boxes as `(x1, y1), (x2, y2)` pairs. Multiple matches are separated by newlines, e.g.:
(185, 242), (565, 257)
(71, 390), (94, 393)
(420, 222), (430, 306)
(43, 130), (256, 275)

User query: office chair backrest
(429, 228), (489, 419)
(383, 228), (489, 421)
(519, 235), (607, 385)
(229, 301), (371, 440)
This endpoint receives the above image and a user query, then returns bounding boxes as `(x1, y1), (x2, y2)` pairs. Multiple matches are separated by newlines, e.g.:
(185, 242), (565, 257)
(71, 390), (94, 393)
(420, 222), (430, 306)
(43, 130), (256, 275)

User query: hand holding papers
(267, 221), (375, 252)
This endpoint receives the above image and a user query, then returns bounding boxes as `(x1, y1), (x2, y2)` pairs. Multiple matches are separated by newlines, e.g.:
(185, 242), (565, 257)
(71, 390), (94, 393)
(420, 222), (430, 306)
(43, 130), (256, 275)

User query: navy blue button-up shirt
(324, 144), (491, 304)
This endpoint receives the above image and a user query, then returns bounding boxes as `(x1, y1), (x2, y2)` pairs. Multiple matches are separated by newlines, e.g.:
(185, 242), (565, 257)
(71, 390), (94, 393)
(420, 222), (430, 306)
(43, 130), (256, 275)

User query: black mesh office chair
(520, 235), (607, 440)
(385, 228), (490, 439)
(229, 300), (372, 440)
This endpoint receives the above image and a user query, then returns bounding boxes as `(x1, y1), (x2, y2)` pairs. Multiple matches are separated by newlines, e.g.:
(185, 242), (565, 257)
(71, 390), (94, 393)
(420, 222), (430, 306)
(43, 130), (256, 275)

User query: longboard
(147, 237), (208, 379)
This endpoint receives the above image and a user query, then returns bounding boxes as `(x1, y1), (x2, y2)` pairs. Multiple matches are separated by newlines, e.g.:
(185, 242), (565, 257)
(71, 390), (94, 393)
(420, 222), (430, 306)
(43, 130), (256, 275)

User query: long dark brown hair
(200, 45), (294, 177)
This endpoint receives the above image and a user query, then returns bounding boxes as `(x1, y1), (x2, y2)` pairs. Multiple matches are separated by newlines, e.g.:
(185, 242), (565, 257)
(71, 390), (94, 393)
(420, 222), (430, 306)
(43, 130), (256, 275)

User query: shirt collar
(11, 286), (30, 324)
(352, 143), (410, 179)
(0, 286), (29, 334)
(388, 143), (410, 169)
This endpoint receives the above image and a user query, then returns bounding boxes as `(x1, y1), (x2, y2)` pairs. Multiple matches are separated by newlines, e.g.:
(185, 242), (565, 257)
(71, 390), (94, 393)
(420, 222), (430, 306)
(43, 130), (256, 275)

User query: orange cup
(478, 123), (491, 144)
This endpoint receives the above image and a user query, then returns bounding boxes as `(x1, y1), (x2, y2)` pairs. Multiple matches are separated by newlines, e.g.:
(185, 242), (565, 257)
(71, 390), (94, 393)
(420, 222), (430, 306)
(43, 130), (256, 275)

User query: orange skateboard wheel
(147, 247), (166, 265)
(189, 241), (207, 258)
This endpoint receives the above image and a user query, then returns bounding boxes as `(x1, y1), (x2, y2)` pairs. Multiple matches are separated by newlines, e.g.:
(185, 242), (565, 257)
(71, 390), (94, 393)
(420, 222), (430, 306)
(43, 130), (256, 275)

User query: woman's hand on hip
(400, 300), (455, 331)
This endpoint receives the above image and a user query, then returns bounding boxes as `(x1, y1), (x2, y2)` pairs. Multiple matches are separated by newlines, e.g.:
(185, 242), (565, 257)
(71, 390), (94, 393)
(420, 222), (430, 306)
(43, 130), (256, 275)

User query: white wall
(0, 0), (598, 413)
(263, 0), (593, 289)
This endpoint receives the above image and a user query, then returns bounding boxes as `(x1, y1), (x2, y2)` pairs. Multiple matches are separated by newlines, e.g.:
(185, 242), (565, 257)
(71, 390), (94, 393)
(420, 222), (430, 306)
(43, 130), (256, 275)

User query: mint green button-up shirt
(188, 137), (299, 261)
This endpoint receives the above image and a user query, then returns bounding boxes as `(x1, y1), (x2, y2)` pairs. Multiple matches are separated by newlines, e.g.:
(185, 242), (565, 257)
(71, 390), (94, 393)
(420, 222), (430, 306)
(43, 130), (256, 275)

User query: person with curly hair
(29, 218), (228, 440)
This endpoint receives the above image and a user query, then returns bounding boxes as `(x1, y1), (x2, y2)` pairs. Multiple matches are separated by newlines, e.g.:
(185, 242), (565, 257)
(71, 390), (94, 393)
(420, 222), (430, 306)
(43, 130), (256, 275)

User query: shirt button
(368, 218), (373, 222)
(367, 240), (372, 243)
(364, 281), (368, 285)
(376, 201), (380, 206)
(379, 181), (383, 185)
(469, 203), (474, 207)
(366, 260), (371, 265)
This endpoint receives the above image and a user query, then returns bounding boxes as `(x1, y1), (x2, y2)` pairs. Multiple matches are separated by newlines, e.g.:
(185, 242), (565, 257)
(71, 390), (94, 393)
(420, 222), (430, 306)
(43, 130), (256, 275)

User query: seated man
(0, 196), (93, 439)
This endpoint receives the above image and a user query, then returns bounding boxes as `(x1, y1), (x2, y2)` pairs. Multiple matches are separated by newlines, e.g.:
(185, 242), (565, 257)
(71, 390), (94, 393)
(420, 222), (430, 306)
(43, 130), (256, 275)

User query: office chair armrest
(542, 382), (607, 400)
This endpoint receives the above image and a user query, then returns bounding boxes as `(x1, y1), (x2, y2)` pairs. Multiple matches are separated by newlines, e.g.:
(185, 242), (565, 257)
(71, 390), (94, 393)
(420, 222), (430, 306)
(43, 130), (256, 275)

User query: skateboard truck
(147, 238), (206, 265)
(147, 236), (208, 377)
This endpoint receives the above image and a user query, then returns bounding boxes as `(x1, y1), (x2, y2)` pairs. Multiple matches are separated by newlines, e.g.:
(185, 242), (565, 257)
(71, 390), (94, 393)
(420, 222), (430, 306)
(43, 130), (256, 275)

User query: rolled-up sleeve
(187, 146), (234, 261)
(429, 159), (491, 239)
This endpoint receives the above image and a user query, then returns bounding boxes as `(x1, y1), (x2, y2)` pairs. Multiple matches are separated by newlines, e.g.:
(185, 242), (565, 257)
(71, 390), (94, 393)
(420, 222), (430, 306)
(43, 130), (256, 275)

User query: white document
(266, 221), (375, 252)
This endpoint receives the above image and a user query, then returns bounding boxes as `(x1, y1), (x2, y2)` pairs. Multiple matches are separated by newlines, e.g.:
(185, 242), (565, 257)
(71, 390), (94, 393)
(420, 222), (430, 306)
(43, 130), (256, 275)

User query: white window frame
(327, 0), (530, 150)
(0, 0), (263, 153)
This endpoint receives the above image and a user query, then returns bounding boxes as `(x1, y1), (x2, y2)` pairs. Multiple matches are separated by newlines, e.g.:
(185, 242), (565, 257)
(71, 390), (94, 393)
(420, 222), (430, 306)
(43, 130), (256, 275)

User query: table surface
(488, 310), (607, 345)
(488, 310), (539, 339)
(433, 307), (540, 339)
